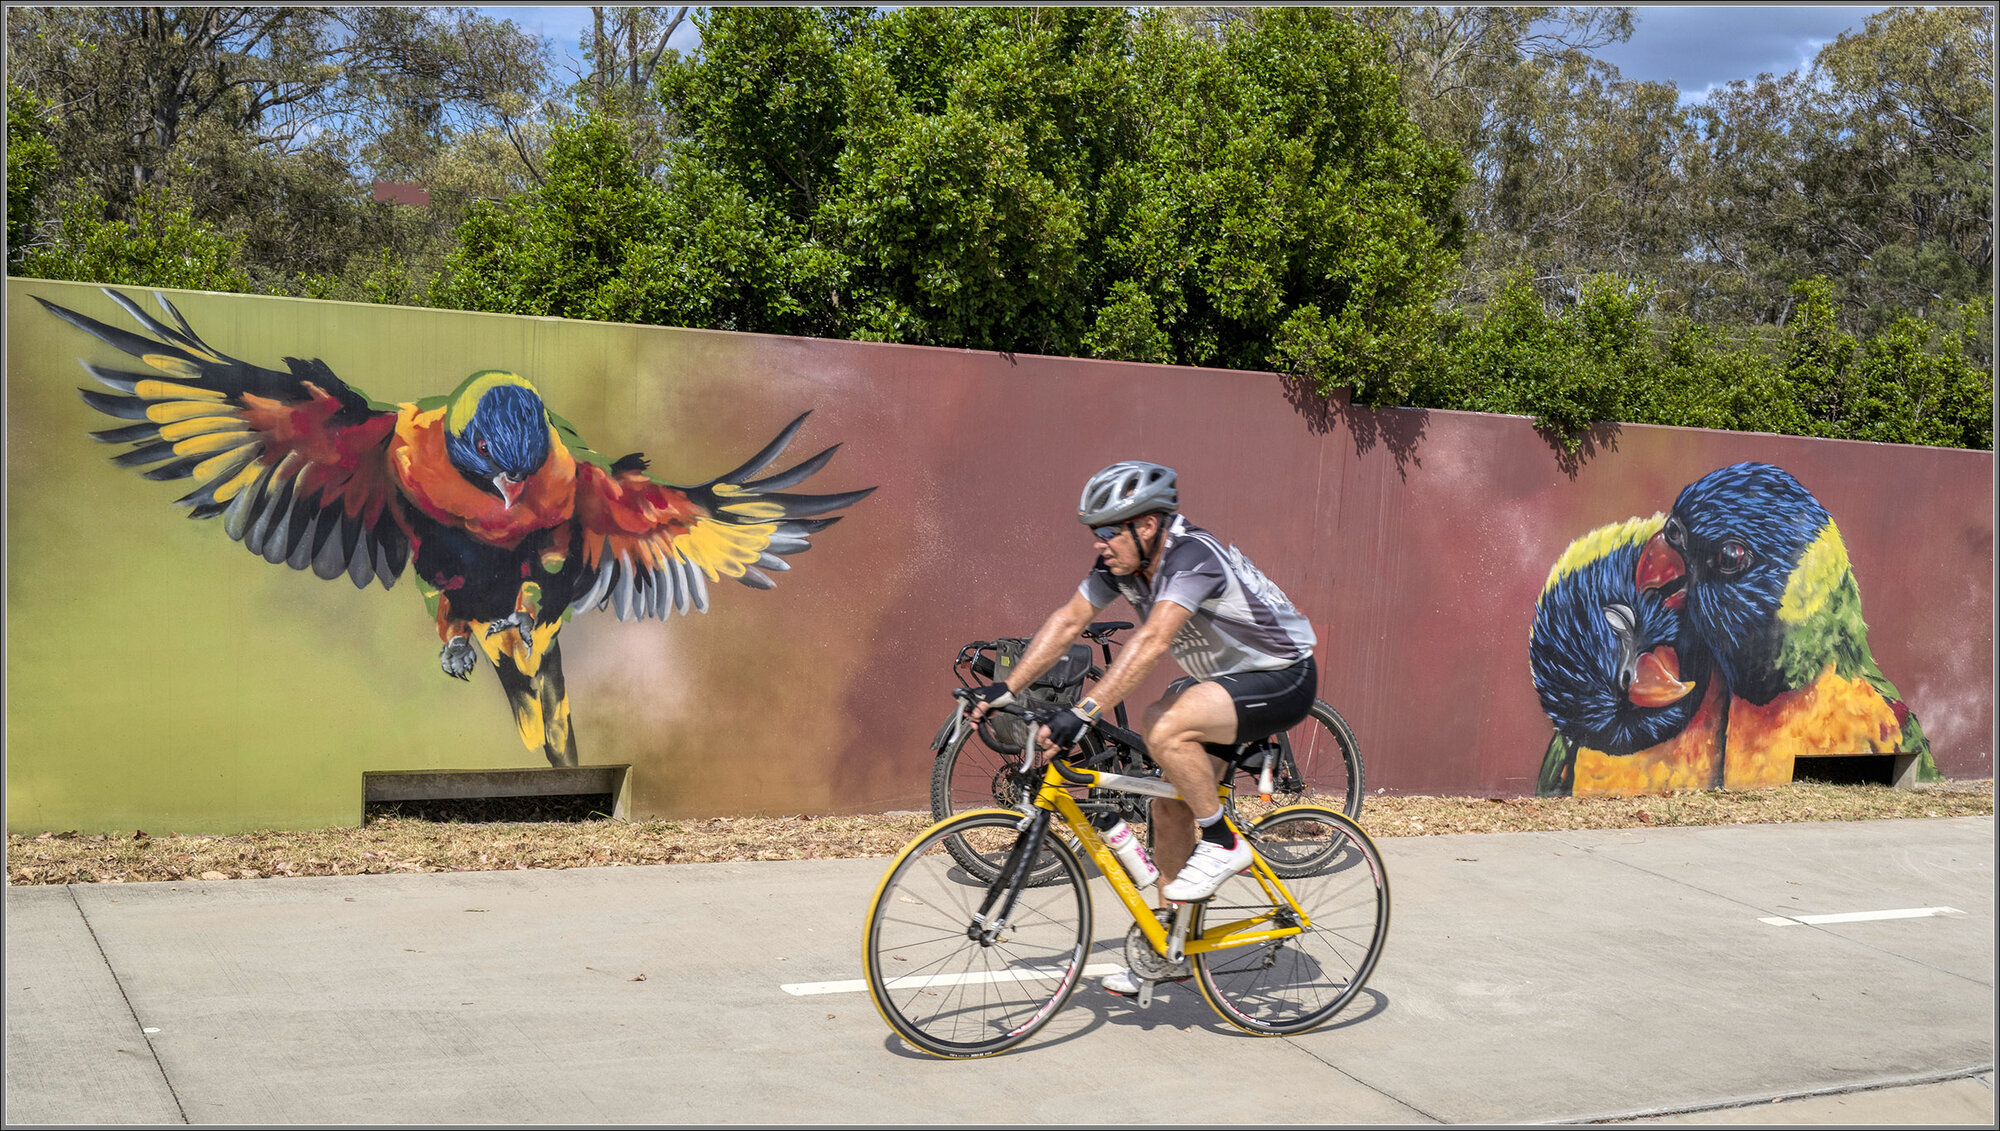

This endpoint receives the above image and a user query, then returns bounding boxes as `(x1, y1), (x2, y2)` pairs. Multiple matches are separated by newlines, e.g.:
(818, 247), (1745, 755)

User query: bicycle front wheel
(1191, 805), (1389, 1036)
(863, 810), (1094, 1058)
(1230, 699), (1365, 828)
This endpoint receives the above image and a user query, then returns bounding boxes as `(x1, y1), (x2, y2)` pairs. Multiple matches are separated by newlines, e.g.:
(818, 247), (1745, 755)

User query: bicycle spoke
(1192, 806), (1389, 1035)
(866, 812), (1092, 1057)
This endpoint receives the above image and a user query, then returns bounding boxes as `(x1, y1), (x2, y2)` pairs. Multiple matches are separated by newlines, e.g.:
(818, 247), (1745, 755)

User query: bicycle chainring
(1124, 908), (1185, 981)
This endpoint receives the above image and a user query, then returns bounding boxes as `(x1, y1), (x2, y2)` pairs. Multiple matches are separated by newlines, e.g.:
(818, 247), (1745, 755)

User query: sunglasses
(1091, 525), (1126, 541)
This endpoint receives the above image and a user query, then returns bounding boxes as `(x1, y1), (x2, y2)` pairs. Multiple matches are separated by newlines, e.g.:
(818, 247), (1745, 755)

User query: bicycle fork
(969, 808), (1052, 945)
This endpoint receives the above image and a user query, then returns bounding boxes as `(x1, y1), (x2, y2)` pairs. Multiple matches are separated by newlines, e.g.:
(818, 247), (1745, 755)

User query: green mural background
(7, 280), (881, 831)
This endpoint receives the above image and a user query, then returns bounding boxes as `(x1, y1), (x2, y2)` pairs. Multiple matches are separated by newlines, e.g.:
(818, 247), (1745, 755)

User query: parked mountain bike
(867, 694), (1390, 1058)
(928, 621), (1364, 883)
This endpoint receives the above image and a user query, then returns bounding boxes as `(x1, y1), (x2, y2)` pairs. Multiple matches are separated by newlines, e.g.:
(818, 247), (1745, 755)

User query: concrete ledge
(364, 766), (630, 818)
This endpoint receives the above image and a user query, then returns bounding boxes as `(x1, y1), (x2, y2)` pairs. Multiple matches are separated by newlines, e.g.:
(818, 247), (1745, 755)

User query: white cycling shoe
(1160, 834), (1255, 902)
(1100, 963), (1188, 997)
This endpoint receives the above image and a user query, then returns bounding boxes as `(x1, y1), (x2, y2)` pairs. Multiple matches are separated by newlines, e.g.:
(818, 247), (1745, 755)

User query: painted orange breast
(1722, 664), (1902, 789)
(389, 406), (577, 547)
(1570, 680), (1728, 797)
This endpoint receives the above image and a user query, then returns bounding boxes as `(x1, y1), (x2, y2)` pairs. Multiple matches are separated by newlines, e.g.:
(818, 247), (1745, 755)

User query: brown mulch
(6, 780), (1990, 887)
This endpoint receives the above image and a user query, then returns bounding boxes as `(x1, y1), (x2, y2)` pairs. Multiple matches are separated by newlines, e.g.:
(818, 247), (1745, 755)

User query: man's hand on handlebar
(1036, 705), (1092, 756)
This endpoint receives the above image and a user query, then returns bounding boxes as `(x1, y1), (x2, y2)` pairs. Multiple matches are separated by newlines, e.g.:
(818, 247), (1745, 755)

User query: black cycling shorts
(1166, 655), (1318, 758)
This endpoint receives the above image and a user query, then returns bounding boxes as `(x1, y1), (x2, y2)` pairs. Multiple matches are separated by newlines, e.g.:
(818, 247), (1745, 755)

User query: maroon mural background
(555, 333), (1993, 817)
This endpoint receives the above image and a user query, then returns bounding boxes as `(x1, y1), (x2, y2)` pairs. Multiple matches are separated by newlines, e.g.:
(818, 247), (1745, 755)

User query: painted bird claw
(441, 636), (478, 680)
(482, 611), (536, 640)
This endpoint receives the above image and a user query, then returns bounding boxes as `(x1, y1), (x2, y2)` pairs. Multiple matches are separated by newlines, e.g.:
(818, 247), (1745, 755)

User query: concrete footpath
(5, 817), (1992, 1126)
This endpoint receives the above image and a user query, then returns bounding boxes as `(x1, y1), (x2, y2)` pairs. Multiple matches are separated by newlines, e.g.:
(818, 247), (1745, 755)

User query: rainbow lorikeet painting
(1637, 461), (1935, 787)
(1531, 516), (1725, 797)
(39, 288), (874, 767)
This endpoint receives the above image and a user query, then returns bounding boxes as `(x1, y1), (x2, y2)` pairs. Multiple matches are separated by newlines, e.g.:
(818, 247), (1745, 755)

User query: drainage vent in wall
(1791, 753), (1920, 789)
(363, 766), (629, 824)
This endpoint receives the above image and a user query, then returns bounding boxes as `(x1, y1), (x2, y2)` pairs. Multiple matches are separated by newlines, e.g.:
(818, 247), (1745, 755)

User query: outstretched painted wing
(39, 288), (413, 590)
(564, 412), (874, 620)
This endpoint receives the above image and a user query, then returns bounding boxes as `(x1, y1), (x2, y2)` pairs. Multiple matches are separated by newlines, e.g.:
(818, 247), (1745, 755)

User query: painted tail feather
(490, 640), (578, 768)
(478, 617), (576, 767)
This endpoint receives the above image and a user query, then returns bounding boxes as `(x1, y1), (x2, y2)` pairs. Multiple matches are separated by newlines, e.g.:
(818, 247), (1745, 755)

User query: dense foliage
(5, 6), (551, 298)
(6, 5), (1991, 452)
(432, 8), (1468, 406)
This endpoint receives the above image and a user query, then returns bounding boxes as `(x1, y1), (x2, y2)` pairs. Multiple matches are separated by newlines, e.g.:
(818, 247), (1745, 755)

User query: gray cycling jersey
(1079, 514), (1316, 679)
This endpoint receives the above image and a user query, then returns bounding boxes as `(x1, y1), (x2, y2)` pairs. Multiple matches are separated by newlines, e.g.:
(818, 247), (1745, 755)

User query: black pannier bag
(972, 637), (1094, 755)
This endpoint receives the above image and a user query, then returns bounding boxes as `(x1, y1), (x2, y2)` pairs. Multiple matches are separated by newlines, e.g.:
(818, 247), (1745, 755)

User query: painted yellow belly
(1722, 664), (1901, 789)
(1572, 680), (1727, 797)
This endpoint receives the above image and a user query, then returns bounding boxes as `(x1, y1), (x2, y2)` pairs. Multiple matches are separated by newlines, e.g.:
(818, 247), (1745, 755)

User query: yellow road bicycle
(863, 694), (1390, 1058)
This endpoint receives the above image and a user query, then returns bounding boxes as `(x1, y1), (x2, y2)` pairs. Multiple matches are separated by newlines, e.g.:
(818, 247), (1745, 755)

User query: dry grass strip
(7, 780), (1989, 887)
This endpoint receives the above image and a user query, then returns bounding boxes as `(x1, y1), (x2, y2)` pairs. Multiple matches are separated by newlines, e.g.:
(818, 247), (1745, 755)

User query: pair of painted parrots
(1531, 463), (1935, 796)
(40, 288), (874, 767)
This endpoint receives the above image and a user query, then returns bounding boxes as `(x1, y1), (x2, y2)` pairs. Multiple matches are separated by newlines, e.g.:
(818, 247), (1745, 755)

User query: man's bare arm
(1005, 592), (1100, 689)
(967, 592), (1099, 723)
(1072, 599), (1192, 718)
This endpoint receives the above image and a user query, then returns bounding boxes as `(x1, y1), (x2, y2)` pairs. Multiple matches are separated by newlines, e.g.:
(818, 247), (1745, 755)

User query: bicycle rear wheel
(1190, 805), (1388, 1036)
(1228, 700), (1365, 828)
(864, 810), (1093, 1058)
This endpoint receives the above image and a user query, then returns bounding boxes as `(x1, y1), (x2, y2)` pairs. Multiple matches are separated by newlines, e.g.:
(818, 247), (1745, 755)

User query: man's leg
(1142, 680), (1237, 895)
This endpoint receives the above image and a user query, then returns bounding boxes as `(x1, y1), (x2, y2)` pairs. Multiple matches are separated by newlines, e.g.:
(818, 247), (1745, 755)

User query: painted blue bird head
(443, 371), (552, 508)
(1533, 516), (1714, 756)
(1638, 462), (1832, 705)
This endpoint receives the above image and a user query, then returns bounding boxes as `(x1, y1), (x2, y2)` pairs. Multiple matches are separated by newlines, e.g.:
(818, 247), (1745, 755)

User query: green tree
(15, 183), (253, 292)
(6, 79), (61, 266)
(438, 7), (1468, 408)
(5, 6), (553, 296)
(1693, 7), (1993, 330)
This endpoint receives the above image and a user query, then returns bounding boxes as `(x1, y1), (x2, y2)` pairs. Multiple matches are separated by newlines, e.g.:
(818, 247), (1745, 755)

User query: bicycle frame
(1023, 750), (1310, 963)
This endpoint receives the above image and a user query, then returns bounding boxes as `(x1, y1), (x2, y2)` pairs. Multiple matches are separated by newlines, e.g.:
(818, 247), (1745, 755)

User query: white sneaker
(1100, 964), (1187, 997)
(1161, 834), (1255, 901)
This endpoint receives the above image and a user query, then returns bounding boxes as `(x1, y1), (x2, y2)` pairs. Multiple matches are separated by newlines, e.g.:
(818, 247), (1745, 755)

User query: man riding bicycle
(965, 460), (1319, 996)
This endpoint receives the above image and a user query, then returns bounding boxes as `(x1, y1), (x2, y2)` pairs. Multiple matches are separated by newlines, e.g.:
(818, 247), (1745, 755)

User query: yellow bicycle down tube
(1038, 761), (1305, 958)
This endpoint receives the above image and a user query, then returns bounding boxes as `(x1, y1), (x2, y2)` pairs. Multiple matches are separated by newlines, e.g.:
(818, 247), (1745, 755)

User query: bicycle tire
(1190, 805), (1389, 1036)
(1227, 700), (1365, 829)
(863, 810), (1094, 1058)
(928, 718), (1108, 885)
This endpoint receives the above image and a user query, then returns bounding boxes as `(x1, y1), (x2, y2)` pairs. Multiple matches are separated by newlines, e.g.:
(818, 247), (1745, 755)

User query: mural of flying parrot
(1635, 462), (1936, 787)
(39, 288), (875, 767)
(1531, 516), (1726, 797)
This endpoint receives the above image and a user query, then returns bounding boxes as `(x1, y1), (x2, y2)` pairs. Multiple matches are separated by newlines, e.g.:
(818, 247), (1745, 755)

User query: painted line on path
(783, 962), (1121, 996)
(1760, 906), (1966, 927)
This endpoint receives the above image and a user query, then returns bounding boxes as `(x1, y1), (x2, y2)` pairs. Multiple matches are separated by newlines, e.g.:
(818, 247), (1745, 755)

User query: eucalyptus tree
(5, 6), (553, 295)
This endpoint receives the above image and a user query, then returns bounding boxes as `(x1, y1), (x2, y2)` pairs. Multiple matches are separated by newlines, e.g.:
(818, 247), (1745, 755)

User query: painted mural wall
(7, 280), (1992, 833)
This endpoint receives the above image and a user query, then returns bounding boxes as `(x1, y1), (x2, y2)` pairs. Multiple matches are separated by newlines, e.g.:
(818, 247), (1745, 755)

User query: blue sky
(1593, 5), (1890, 101)
(487, 5), (1890, 101)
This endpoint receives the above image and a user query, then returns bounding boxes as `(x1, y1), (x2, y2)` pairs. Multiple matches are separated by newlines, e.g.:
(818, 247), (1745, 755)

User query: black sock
(1197, 814), (1235, 848)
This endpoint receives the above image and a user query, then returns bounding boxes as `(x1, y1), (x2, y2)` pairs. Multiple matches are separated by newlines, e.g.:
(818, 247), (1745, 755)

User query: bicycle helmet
(1077, 461), (1178, 526)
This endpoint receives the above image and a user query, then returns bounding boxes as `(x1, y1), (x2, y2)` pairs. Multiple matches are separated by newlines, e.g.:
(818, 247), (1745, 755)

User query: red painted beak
(494, 473), (526, 509)
(1629, 646), (1695, 707)
(1636, 531), (1687, 610)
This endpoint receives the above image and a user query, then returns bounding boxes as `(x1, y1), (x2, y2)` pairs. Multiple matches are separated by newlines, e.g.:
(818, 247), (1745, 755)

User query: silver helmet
(1078, 461), (1178, 526)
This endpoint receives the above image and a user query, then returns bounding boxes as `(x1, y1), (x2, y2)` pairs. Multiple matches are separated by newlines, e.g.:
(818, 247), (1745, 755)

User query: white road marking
(1760, 906), (1966, 927)
(783, 963), (1121, 996)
